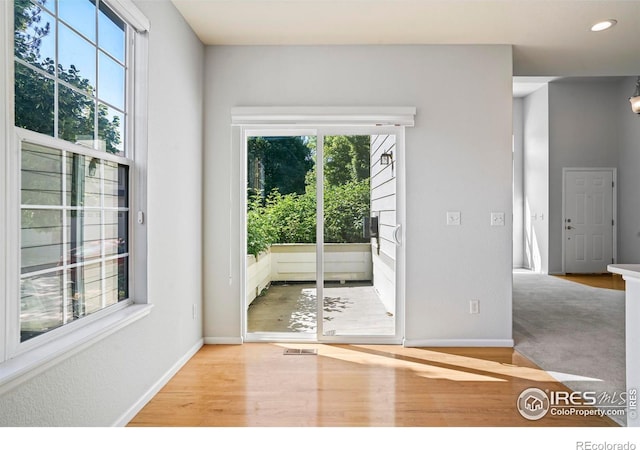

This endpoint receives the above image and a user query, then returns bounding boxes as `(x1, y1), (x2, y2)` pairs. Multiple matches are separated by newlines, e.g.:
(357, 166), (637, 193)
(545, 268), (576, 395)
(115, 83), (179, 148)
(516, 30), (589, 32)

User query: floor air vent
(283, 348), (318, 355)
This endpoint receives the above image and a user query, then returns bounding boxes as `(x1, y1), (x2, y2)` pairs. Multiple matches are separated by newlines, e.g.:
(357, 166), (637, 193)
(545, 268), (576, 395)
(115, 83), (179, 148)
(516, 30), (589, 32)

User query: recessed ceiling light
(590, 19), (617, 32)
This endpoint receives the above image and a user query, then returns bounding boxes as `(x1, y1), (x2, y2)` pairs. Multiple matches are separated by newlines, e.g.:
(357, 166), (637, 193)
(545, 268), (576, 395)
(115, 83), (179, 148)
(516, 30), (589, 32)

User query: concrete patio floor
(247, 281), (395, 336)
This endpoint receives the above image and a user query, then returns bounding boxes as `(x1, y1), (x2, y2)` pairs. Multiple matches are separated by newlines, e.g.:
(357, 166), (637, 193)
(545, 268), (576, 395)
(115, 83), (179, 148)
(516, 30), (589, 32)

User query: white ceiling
(170, 0), (640, 77)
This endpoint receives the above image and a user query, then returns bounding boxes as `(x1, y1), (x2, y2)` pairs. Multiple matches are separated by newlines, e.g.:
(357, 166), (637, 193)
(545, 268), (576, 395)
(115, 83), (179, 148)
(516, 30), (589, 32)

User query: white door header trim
(231, 106), (416, 127)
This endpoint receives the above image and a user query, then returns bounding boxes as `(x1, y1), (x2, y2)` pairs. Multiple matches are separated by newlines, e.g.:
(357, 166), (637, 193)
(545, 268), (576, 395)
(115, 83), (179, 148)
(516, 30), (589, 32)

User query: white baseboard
(403, 338), (514, 348)
(112, 338), (204, 426)
(203, 337), (243, 345)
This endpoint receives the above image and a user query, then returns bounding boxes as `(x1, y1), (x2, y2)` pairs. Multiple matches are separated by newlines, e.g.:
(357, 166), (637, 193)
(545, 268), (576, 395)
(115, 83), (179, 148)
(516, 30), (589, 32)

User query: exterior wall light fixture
(380, 151), (393, 165)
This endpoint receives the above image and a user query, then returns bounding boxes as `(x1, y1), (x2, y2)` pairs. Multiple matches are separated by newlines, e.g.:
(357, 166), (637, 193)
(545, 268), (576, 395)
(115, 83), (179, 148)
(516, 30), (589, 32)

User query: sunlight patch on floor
(274, 343), (571, 383)
(353, 345), (561, 383)
(275, 343), (507, 382)
(546, 371), (603, 382)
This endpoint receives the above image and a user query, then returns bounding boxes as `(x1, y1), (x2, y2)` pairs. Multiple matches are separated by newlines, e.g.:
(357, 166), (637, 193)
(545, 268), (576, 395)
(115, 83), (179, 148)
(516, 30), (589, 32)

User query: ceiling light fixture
(630, 77), (640, 114)
(590, 19), (617, 32)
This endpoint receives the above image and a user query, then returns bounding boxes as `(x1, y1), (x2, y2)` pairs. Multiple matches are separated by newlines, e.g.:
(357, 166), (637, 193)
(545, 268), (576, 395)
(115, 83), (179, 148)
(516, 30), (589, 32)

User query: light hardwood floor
(554, 274), (625, 291)
(128, 344), (618, 427)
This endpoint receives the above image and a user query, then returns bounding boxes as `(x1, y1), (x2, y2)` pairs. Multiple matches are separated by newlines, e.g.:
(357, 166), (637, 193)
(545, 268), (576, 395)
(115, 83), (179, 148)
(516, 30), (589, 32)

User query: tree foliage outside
(246, 135), (371, 256)
(324, 135), (370, 186)
(248, 136), (314, 197)
(15, 0), (127, 251)
(14, 0), (123, 154)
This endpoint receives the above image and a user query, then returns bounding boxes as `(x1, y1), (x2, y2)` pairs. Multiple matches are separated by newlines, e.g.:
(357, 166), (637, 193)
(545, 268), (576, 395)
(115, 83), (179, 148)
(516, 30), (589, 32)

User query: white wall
(547, 78), (621, 274)
(204, 45), (514, 346)
(513, 98), (524, 268)
(617, 77), (640, 263)
(523, 85), (549, 273)
(0, 0), (204, 426)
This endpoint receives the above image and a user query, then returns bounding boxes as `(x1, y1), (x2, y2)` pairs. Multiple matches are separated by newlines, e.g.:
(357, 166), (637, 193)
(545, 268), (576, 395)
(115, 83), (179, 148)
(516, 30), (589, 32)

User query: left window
(14, 0), (127, 154)
(20, 142), (129, 342)
(8, 0), (146, 351)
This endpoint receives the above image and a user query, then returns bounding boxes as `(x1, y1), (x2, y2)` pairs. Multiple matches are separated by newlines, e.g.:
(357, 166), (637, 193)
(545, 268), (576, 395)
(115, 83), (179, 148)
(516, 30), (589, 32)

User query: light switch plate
(491, 212), (505, 226)
(447, 211), (461, 226)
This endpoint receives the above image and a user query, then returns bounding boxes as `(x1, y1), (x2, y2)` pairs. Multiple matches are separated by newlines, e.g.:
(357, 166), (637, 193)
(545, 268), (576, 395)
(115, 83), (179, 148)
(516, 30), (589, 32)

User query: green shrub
(246, 179), (370, 255)
(265, 189), (316, 244)
(323, 179), (370, 243)
(246, 191), (277, 257)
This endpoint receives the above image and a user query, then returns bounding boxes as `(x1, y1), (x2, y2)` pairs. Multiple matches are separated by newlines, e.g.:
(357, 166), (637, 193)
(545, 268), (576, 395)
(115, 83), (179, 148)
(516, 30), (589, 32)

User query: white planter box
(246, 243), (374, 307)
(246, 250), (271, 305)
(270, 243), (372, 282)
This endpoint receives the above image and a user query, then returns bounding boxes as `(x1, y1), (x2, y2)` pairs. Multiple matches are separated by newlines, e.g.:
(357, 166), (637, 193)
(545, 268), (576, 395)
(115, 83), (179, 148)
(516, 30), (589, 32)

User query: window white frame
(11, 128), (134, 354)
(0, 0), (150, 394)
(1, 1), (11, 365)
(233, 106), (414, 345)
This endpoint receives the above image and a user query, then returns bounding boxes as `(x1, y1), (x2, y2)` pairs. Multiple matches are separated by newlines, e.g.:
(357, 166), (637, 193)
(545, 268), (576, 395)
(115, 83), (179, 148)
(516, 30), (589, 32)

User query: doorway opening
(241, 127), (404, 344)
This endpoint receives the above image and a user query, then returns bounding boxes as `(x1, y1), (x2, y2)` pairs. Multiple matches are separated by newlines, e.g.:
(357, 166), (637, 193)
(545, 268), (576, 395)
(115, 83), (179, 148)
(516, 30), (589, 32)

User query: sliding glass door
(245, 133), (317, 338)
(319, 133), (397, 338)
(244, 127), (403, 343)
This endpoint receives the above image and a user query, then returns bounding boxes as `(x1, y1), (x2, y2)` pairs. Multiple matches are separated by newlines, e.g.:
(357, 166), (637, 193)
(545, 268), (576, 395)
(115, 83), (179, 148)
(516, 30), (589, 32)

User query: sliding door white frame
(233, 107), (414, 344)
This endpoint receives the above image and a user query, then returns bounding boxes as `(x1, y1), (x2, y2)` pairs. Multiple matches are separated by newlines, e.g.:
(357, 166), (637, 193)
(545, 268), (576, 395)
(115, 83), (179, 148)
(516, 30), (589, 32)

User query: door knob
(566, 225), (574, 230)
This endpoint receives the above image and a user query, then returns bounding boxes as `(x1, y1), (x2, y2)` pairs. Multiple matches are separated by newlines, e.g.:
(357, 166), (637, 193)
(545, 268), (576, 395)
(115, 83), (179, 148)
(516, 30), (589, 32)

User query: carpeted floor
(513, 272), (626, 425)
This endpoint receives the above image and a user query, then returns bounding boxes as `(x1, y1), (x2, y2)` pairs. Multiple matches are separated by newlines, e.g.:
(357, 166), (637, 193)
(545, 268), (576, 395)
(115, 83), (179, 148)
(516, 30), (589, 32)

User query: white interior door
(563, 169), (615, 273)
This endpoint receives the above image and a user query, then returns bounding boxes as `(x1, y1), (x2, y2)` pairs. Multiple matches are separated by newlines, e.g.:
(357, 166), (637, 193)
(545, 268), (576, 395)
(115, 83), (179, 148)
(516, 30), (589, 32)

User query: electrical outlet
(491, 212), (505, 227)
(447, 211), (461, 226)
(470, 300), (480, 314)
(192, 304), (197, 320)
